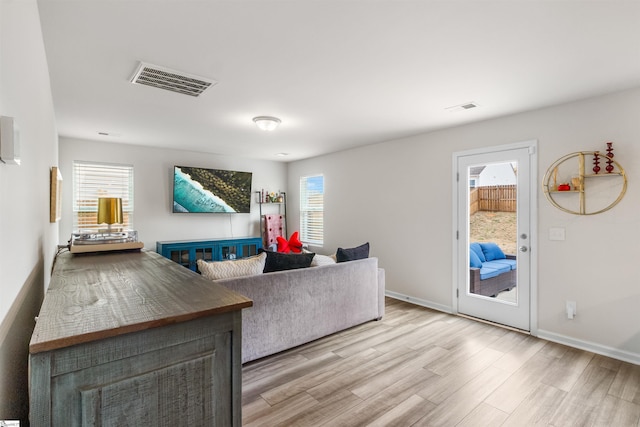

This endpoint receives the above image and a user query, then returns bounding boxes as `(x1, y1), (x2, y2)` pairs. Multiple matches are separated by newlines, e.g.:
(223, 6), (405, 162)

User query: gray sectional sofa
(215, 257), (385, 363)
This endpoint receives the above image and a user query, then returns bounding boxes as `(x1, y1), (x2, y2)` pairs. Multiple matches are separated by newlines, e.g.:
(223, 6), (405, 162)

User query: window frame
(299, 174), (324, 246)
(72, 161), (134, 232)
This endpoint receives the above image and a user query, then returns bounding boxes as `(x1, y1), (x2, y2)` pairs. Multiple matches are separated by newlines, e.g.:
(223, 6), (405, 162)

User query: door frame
(451, 140), (538, 336)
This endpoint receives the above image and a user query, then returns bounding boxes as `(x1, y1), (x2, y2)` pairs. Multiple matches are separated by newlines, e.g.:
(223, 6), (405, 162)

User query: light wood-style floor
(242, 297), (640, 426)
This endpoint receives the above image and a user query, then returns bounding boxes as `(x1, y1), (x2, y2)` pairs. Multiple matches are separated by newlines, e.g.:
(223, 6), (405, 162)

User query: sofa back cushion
(469, 243), (486, 263)
(480, 242), (506, 261)
(469, 248), (483, 268)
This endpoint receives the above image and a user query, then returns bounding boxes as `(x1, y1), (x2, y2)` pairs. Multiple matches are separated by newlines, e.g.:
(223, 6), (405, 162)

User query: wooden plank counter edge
(30, 250), (253, 354)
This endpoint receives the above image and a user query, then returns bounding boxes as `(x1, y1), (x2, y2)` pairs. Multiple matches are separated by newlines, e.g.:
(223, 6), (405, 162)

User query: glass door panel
(221, 245), (238, 260)
(170, 250), (190, 269)
(242, 244), (258, 257)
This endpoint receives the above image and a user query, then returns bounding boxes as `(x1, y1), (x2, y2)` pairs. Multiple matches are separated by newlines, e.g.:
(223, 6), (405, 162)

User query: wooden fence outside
(469, 185), (516, 214)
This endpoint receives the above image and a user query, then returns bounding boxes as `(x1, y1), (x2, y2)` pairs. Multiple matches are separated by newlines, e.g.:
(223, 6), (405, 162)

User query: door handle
(519, 246), (528, 253)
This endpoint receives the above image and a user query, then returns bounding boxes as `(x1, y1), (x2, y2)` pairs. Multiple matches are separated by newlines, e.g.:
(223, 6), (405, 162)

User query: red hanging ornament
(593, 151), (601, 174)
(605, 142), (614, 173)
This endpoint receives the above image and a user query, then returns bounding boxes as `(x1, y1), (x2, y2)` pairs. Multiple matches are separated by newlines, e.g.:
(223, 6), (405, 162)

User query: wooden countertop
(29, 250), (253, 354)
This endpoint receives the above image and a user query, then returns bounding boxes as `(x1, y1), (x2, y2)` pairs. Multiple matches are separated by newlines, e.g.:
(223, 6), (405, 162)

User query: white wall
(59, 138), (287, 247)
(288, 87), (640, 363)
(0, 0), (58, 421)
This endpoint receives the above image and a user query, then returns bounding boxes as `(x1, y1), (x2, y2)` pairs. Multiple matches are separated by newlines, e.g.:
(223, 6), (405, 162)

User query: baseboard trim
(385, 291), (639, 366)
(536, 329), (640, 365)
(385, 291), (453, 314)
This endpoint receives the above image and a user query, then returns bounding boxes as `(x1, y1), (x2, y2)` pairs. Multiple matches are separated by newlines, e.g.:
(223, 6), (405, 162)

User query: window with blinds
(73, 161), (134, 231)
(299, 174), (324, 246)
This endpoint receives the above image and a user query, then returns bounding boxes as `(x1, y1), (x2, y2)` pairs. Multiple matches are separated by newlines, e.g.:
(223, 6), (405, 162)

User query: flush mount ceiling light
(253, 116), (281, 131)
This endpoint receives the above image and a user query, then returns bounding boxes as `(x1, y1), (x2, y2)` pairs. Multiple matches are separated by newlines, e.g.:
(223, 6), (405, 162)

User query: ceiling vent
(130, 62), (216, 97)
(446, 102), (479, 112)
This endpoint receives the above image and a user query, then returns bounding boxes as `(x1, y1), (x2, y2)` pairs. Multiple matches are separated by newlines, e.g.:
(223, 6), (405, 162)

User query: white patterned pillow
(311, 254), (337, 267)
(197, 252), (266, 280)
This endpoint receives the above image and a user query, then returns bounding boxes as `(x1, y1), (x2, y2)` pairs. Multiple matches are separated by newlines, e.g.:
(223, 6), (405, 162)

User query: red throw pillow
(288, 231), (302, 253)
(276, 232), (303, 253)
(277, 235), (290, 253)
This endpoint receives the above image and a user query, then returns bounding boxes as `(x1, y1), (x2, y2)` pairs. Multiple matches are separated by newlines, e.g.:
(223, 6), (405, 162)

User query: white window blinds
(73, 161), (134, 231)
(299, 174), (324, 246)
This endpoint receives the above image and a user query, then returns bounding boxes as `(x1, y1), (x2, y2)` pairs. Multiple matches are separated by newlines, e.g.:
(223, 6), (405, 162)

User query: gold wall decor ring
(542, 151), (627, 215)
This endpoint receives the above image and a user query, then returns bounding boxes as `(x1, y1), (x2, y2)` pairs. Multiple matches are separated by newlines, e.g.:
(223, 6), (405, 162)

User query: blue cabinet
(156, 237), (262, 272)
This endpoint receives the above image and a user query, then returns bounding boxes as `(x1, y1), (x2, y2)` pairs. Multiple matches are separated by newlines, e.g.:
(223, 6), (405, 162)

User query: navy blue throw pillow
(259, 249), (315, 273)
(336, 242), (370, 263)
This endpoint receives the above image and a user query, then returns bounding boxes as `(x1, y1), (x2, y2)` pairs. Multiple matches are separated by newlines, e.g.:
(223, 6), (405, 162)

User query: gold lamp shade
(97, 197), (123, 225)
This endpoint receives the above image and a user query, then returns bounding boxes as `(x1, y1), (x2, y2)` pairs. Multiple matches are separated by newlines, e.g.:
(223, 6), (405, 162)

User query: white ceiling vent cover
(130, 62), (216, 97)
(446, 102), (479, 112)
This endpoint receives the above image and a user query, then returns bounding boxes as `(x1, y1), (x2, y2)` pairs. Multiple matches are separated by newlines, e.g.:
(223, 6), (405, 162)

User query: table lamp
(69, 197), (142, 253)
(97, 197), (123, 235)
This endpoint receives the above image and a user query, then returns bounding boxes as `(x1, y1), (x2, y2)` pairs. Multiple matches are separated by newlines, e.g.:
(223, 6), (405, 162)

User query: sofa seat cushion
(482, 261), (512, 273)
(479, 261), (511, 280)
(479, 266), (504, 280)
(490, 258), (517, 270)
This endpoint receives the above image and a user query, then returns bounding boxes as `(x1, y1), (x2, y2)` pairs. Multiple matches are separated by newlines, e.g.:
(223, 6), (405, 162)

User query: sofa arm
(469, 267), (481, 294)
(377, 268), (385, 320)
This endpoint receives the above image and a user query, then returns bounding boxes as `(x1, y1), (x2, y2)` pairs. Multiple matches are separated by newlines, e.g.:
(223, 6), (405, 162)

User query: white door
(455, 142), (536, 331)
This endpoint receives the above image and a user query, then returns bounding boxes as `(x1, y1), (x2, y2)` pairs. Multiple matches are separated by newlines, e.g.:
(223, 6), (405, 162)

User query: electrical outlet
(566, 301), (576, 319)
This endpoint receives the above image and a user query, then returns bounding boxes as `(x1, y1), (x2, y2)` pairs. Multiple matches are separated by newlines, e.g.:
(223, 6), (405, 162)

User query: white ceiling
(38, 0), (640, 162)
